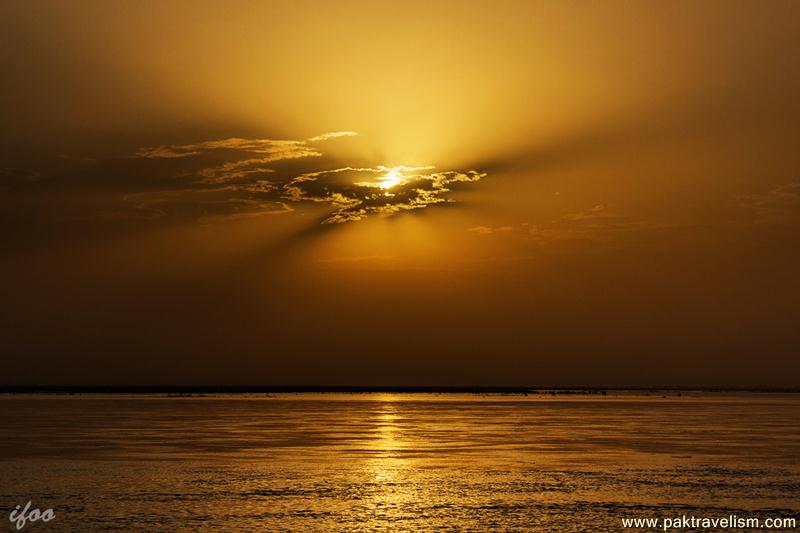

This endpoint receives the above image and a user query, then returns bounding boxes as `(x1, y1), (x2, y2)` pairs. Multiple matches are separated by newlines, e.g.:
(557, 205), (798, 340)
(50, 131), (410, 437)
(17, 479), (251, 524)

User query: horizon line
(1, 385), (798, 394)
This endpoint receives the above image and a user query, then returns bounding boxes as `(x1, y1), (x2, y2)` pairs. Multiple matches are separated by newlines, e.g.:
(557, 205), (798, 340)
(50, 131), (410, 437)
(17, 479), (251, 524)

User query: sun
(378, 168), (403, 189)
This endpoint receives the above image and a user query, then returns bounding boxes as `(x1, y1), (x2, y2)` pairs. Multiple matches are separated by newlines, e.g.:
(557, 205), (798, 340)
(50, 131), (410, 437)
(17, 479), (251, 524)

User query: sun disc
(379, 169), (403, 189)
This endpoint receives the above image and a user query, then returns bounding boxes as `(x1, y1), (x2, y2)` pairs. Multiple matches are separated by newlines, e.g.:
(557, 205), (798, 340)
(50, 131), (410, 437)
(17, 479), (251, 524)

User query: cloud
(121, 134), (487, 224)
(528, 205), (648, 243)
(561, 204), (609, 221)
(123, 188), (293, 223)
(317, 254), (393, 264)
(467, 225), (512, 235)
(306, 131), (358, 142)
(0, 167), (42, 189)
(135, 131), (357, 161)
(5, 132), (484, 226)
(134, 138), (321, 160)
(467, 206), (648, 245)
(282, 166), (485, 223)
(197, 159), (278, 184)
(739, 181), (800, 222)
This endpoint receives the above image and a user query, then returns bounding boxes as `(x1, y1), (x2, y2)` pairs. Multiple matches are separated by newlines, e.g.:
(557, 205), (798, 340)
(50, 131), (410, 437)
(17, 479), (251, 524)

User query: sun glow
(378, 169), (403, 189)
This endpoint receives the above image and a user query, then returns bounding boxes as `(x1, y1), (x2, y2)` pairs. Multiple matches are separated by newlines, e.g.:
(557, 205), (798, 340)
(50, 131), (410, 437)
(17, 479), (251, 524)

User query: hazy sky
(2, 0), (799, 387)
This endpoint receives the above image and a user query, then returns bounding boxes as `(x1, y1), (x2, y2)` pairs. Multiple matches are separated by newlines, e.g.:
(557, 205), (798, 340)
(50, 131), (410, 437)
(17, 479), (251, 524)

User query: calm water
(0, 393), (798, 531)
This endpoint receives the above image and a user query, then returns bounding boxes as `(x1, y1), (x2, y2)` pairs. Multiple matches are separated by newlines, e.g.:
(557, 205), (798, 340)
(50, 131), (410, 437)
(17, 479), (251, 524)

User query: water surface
(0, 393), (798, 531)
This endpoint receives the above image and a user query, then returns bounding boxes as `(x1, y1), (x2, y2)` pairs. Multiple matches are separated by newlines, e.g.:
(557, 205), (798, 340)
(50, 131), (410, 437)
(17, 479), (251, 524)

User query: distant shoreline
(0, 385), (797, 394)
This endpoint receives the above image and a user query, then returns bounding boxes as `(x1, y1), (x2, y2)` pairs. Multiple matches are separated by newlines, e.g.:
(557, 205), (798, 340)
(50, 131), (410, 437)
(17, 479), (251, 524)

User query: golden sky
(1, 0), (799, 386)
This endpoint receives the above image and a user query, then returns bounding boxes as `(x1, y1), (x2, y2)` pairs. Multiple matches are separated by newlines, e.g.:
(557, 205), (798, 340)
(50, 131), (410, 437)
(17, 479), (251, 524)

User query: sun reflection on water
(364, 396), (417, 519)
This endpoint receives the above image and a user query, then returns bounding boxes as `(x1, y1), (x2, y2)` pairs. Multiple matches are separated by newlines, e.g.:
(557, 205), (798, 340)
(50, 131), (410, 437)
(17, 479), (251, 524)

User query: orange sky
(1, 0), (799, 386)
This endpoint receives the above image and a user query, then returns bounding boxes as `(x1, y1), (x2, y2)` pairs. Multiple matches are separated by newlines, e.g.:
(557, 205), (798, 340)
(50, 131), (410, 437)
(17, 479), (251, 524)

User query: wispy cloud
(739, 181), (800, 222)
(0, 167), (41, 186)
(134, 138), (319, 159)
(124, 188), (293, 223)
(527, 205), (648, 243)
(317, 254), (393, 264)
(467, 205), (648, 245)
(467, 225), (513, 235)
(306, 131), (358, 142)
